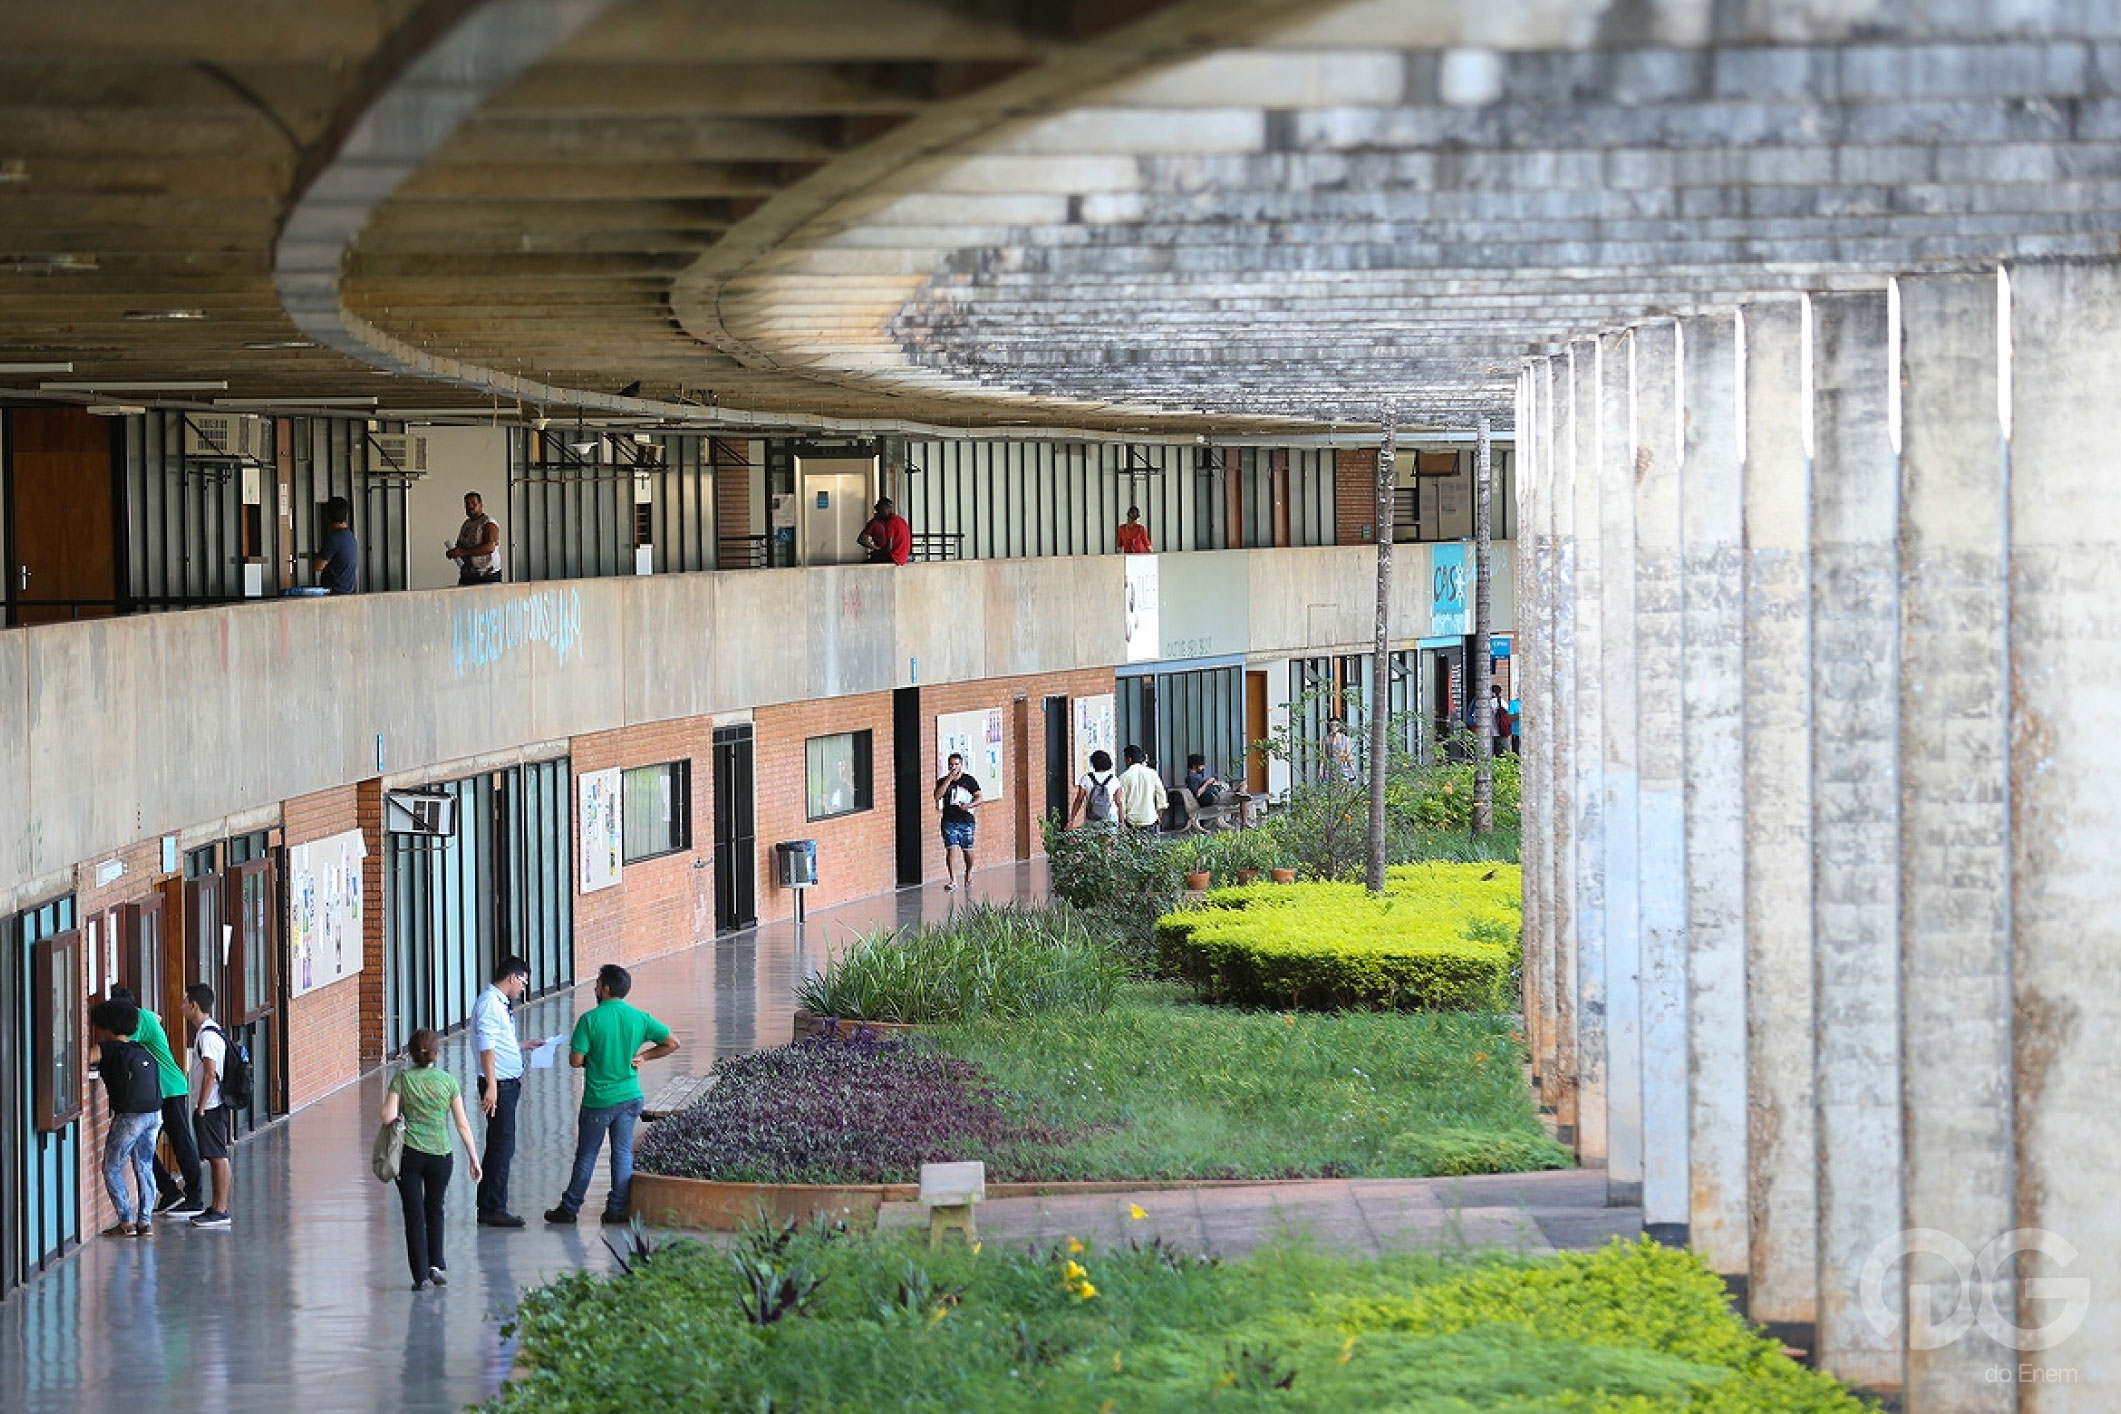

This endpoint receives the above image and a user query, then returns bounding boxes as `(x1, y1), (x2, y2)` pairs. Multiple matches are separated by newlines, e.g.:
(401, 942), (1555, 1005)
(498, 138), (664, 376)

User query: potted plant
(1180, 835), (1213, 892)
(1226, 827), (1274, 886)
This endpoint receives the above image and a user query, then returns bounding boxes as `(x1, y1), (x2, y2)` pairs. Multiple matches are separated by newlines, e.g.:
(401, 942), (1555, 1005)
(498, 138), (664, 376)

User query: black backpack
(1085, 772), (1115, 821)
(203, 1022), (254, 1111)
(102, 1039), (161, 1115)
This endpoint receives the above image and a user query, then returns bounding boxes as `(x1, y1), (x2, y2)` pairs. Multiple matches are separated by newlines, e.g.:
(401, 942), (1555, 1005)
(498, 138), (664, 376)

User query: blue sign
(1430, 543), (1468, 637)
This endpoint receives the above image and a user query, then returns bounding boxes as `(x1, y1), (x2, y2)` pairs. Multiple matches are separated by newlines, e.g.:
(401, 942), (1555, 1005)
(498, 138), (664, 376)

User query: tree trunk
(1367, 409), (1398, 893)
(1472, 413), (1495, 835)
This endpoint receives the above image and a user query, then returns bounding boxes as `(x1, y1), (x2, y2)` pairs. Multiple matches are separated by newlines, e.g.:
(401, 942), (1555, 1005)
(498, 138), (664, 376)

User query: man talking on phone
(933, 751), (983, 892)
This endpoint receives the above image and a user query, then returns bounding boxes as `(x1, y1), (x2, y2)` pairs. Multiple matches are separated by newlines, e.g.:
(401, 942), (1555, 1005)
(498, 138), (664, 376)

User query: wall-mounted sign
(1072, 694), (1116, 781)
(1431, 543), (1468, 638)
(936, 709), (1006, 800)
(578, 768), (623, 894)
(1123, 554), (1160, 663)
(289, 828), (367, 999)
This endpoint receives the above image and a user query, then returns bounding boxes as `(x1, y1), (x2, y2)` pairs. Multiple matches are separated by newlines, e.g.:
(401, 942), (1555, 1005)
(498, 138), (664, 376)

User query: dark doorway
(893, 687), (923, 886)
(713, 725), (757, 932)
(7, 407), (118, 625)
(1043, 695), (1071, 828)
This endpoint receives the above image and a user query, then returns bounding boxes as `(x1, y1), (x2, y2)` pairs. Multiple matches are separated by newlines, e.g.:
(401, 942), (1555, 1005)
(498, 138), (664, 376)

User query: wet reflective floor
(0, 868), (1042, 1414)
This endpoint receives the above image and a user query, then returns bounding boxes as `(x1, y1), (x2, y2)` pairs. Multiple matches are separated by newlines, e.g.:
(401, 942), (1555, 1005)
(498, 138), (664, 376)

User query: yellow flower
(1338, 1335), (1357, 1366)
(1282, 1013), (1296, 1026)
(1063, 1260), (1087, 1282)
(1112, 1351), (1125, 1374)
(1065, 1237), (1085, 1255)
(1076, 1282), (1098, 1300)
(928, 1304), (950, 1325)
(1215, 1372), (1238, 1390)
(1127, 1204), (1148, 1221)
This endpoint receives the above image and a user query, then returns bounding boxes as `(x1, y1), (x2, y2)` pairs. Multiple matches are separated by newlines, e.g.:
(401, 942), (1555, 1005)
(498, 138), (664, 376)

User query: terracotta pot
(1269, 868), (1297, 883)
(1235, 869), (1263, 885)
(1184, 870), (1213, 890)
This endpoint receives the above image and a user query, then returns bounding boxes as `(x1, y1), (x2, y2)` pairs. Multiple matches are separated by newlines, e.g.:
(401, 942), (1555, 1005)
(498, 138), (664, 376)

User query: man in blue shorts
(932, 752), (983, 892)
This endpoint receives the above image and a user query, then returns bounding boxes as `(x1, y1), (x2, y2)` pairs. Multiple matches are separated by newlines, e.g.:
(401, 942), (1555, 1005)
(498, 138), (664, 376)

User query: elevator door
(713, 725), (757, 932)
(797, 458), (873, 566)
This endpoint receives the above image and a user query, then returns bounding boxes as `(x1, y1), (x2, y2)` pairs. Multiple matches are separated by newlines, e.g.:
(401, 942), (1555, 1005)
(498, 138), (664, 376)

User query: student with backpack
(1068, 749), (1118, 828)
(89, 997), (164, 1238)
(183, 983), (245, 1230)
(110, 985), (204, 1217)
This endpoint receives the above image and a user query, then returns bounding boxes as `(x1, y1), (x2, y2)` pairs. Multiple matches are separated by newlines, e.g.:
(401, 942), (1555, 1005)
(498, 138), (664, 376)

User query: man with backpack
(1068, 749), (1118, 828)
(89, 997), (164, 1238)
(183, 983), (245, 1230)
(110, 985), (204, 1218)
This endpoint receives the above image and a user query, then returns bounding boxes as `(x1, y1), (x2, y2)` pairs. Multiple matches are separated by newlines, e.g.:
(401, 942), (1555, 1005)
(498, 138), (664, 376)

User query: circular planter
(791, 1008), (925, 1044)
(1269, 868), (1297, 883)
(1184, 870), (1212, 890)
(1235, 869), (1263, 885)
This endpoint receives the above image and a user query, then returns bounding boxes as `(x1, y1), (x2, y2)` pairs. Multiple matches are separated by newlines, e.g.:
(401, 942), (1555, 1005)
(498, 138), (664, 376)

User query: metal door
(713, 725), (757, 932)
(1043, 696), (1071, 826)
(3, 896), (79, 1294)
(796, 457), (873, 566)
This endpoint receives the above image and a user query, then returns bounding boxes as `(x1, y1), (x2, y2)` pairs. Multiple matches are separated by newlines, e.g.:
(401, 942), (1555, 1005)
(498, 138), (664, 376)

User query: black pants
(475, 1076), (519, 1216)
(395, 1148), (453, 1282)
(154, 1095), (202, 1204)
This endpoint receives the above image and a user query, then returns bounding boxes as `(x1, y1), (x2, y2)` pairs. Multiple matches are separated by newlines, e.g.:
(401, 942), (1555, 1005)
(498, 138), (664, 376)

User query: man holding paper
(472, 955), (548, 1229)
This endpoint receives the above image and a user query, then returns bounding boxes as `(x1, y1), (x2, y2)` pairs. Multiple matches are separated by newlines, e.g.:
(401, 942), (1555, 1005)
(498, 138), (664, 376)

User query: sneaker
(153, 1191), (183, 1215)
(134, 1223), (154, 1239)
(478, 1212), (526, 1229)
(99, 1222), (134, 1239)
(411, 1279), (430, 1292)
(428, 1267), (448, 1287)
(166, 1198), (207, 1219)
(190, 1209), (231, 1229)
(543, 1206), (577, 1225)
(598, 1210), (629, 1224)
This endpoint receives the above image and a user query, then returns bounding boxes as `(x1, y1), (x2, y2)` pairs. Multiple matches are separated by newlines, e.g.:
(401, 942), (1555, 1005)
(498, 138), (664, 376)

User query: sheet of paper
(529, 1034), (567, 1069)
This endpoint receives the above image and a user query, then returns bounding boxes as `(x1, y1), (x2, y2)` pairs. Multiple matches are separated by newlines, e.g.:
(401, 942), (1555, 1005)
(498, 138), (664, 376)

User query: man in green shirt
(112, 986), (203, 1216)
(544, 964), (678, 1224)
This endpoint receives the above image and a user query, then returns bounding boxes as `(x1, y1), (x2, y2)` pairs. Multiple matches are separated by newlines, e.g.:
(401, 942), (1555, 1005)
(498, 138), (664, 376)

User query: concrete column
(2008, 261), (2121, 1406)
(1518, 365), (1557, 1105)
(1897, 271), (2015, 1411)
(1599, 329), (1643, 1202)
(1807, 290), (1905, 1389)
(1678, 310), (1748, 1278)
(1631, 320), (1687, 1240)
(1741, 296), (1818, 1331)
(1569, 338), (1607, 1164)
(1543, 355), (1578, 1138)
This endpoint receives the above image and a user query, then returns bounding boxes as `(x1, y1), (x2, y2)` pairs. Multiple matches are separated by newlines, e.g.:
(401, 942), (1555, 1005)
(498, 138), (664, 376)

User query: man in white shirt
(473, 955), (543, 1227)
(182, 984), (233, 1230)
(1114, 744), (1169, 830)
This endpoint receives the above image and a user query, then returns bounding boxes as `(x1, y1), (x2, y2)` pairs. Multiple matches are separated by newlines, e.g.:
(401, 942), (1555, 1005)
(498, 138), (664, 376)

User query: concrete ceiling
(4, 0), (2121, 436)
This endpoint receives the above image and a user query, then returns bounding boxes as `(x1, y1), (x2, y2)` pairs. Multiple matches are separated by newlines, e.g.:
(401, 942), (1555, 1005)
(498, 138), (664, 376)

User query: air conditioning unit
(367, 431), (428, 475)
(183, 413), (269, 463)
(384, 790), (456, 838)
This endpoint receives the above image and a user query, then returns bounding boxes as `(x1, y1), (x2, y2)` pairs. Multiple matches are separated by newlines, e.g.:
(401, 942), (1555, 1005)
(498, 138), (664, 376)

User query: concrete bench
(1173, 787), (1242, 834)
(920, 1161), (986, 1247)
(642, 1071), (716, 1120)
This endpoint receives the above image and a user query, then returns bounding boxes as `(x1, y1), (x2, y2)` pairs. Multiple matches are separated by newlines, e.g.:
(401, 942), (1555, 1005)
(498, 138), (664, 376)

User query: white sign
(578, 768), (623, 894)
(289, 828), (367, 999)
(1072, 694), (1116, 781)
(936, 708), (1006, 801)
(1123, 554), (1160, 663)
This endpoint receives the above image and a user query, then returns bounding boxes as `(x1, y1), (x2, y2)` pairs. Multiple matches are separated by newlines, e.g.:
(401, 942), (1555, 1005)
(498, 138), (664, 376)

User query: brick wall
(282, 785), (368, 1108)
(713, 437), (750, 550)
(753, 692), (896, 922)
(1335, 448), (1375, 545)
(571, 718), (718, 973)
(356, 780), (386, 1069)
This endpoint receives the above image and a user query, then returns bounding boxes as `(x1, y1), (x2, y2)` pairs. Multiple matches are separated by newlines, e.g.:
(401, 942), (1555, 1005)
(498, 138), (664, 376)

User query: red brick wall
(1335, 448), (1375, 545)
(356, 780), (386, 1069)
(283, 784), (368, 1108)
(571, 718), (718, 972)
(753, 693), (896, 922)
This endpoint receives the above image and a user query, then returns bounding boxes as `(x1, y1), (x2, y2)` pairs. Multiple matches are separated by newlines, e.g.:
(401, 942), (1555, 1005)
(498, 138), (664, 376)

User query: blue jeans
(559, 1098), (644, 1217)
(103, 1110), (161, 1225)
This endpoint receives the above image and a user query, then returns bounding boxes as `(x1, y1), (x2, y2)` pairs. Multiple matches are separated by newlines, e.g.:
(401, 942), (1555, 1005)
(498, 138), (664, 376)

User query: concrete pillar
(1542, 355), (1578, 1138)
(1631, 321), (1687, 1241)
(1599, 330), (1643, 1203)
(1807, 290), (1905, 1389)
(1518, 365), (1558, 1106)
(1569, 338), (1607, 1164)
(1897, 271), (2016, 1411)
(1678, 310), (1748, 1278)
(2008, 261), (2121, 1407)
(1741, 296), (1818, 1332)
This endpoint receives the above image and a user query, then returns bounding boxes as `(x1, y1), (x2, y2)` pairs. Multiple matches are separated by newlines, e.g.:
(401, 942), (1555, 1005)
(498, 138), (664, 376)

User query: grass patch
(1158, 863), (1522, 1011)
(929, 985), (1568, 1181)
(792, 902), (1127, 1025)
(489, 1229), (1867, 1414)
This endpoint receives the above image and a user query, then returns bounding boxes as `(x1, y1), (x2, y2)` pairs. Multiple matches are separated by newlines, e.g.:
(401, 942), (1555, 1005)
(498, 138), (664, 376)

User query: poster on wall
(578, 768), (623, 894)
(1072, 694), (1116, 781)
(288, 828), (368, 1000)
(1122, 554), (1160, 663)
(936, 708), (1006, 800)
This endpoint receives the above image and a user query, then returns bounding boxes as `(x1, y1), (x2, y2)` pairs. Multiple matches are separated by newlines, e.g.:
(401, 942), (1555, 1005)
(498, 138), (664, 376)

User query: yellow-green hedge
(1155, 862), (1520, 1011)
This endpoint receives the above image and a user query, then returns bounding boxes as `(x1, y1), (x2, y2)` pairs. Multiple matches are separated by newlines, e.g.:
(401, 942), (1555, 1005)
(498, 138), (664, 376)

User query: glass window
(805, 731), (873, 821)
(622, 761), (691, 863)
(32, 928), (84, 1132)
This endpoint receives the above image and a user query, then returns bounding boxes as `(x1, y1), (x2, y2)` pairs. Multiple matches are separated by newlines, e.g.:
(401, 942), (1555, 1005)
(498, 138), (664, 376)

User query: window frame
(804, 729), (875, 822)
(621, 760), (692, 865)
(31, 928), (85, 1132)
(226, 858), (278, 1025)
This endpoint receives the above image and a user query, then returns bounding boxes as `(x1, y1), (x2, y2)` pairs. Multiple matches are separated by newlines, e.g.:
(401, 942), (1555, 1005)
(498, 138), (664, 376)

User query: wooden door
(8, 408), (116, 625)
(1245, 672), (1270, 794)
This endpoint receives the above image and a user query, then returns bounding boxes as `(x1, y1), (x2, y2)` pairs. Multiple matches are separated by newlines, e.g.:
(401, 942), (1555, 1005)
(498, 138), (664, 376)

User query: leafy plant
(793, 903), (1127, 1025)
(730, 1248), (822, 1326)
(1040, 819), (1186, 965)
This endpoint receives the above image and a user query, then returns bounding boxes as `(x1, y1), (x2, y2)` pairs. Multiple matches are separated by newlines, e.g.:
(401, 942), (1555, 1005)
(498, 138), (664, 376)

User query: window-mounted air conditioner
(367, 432), (428, 475)
(384, 790), (456, 838)
(183, 413), (269, 463)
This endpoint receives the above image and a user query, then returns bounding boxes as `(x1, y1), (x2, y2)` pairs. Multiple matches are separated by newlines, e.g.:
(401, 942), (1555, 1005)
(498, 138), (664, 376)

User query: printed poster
(936, 708), (1006, 801)
(1072, 693), (1115, 781)
(288, 828), (367, 1000)
(1122, 553), (1160, 663)
(579, 767), (623, 894)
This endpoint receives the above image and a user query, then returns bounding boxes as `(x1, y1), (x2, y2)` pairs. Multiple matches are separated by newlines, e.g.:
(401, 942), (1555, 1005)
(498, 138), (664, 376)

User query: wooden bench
(1172, 787), (1242, 834)
(642, 1071), (717, 1120)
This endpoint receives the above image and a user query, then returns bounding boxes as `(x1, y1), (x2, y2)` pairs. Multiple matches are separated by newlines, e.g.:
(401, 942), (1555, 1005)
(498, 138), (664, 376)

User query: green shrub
(793, 903), (1126, 1024)
(1381, 1127), (1570, 1177)
(1040, 818), (1185, 965)
(1157, 863), (1521, 1011)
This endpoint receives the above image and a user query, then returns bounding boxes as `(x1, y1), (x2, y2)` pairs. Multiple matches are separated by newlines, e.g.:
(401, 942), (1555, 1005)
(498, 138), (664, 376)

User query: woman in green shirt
(380, 1027), (482, 1291)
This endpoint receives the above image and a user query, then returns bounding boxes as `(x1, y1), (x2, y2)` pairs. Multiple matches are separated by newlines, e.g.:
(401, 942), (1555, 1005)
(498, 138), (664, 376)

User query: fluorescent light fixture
(43, 379), (228, 392)
(122, 308), (208, 321)
(84, 404), (146, 416)
(0, 161), (26, 184)
(0, 361), (72, 374)
(242, 338), (316, 351)
(214, 396), (377, 408)
(0, 253), (96, 271)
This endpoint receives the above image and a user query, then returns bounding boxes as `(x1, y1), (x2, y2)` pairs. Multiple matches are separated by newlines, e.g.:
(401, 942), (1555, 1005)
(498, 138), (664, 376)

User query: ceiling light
(84, 404), (146, 416)
(43, 379), (228, 392)
(214, 396), (377, 408)
(0, 361), (72, 374)
(122, 308), (207, 321)
(569, 441), (600, 456)
(0, 253), (96, 271)
(0, 161), (27, 184)
(242, 339), (315, 351)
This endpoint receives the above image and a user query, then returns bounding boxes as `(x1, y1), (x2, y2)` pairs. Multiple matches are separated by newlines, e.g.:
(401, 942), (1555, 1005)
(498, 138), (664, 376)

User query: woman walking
(379, 1028), (481, 1291)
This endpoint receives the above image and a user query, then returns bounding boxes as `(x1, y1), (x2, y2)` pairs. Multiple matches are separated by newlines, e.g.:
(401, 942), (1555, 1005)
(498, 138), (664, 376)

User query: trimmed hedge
(1156, 862), (1520, 1011)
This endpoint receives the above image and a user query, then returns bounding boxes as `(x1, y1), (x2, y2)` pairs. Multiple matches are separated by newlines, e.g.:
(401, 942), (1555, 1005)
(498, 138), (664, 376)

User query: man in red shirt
(857, 497), (912, 565)
(1116, 506), (1153, 554)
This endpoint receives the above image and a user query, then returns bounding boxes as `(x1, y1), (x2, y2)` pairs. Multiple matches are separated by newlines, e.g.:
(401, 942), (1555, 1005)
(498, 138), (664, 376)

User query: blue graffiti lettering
(450, 586), (583, 677)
